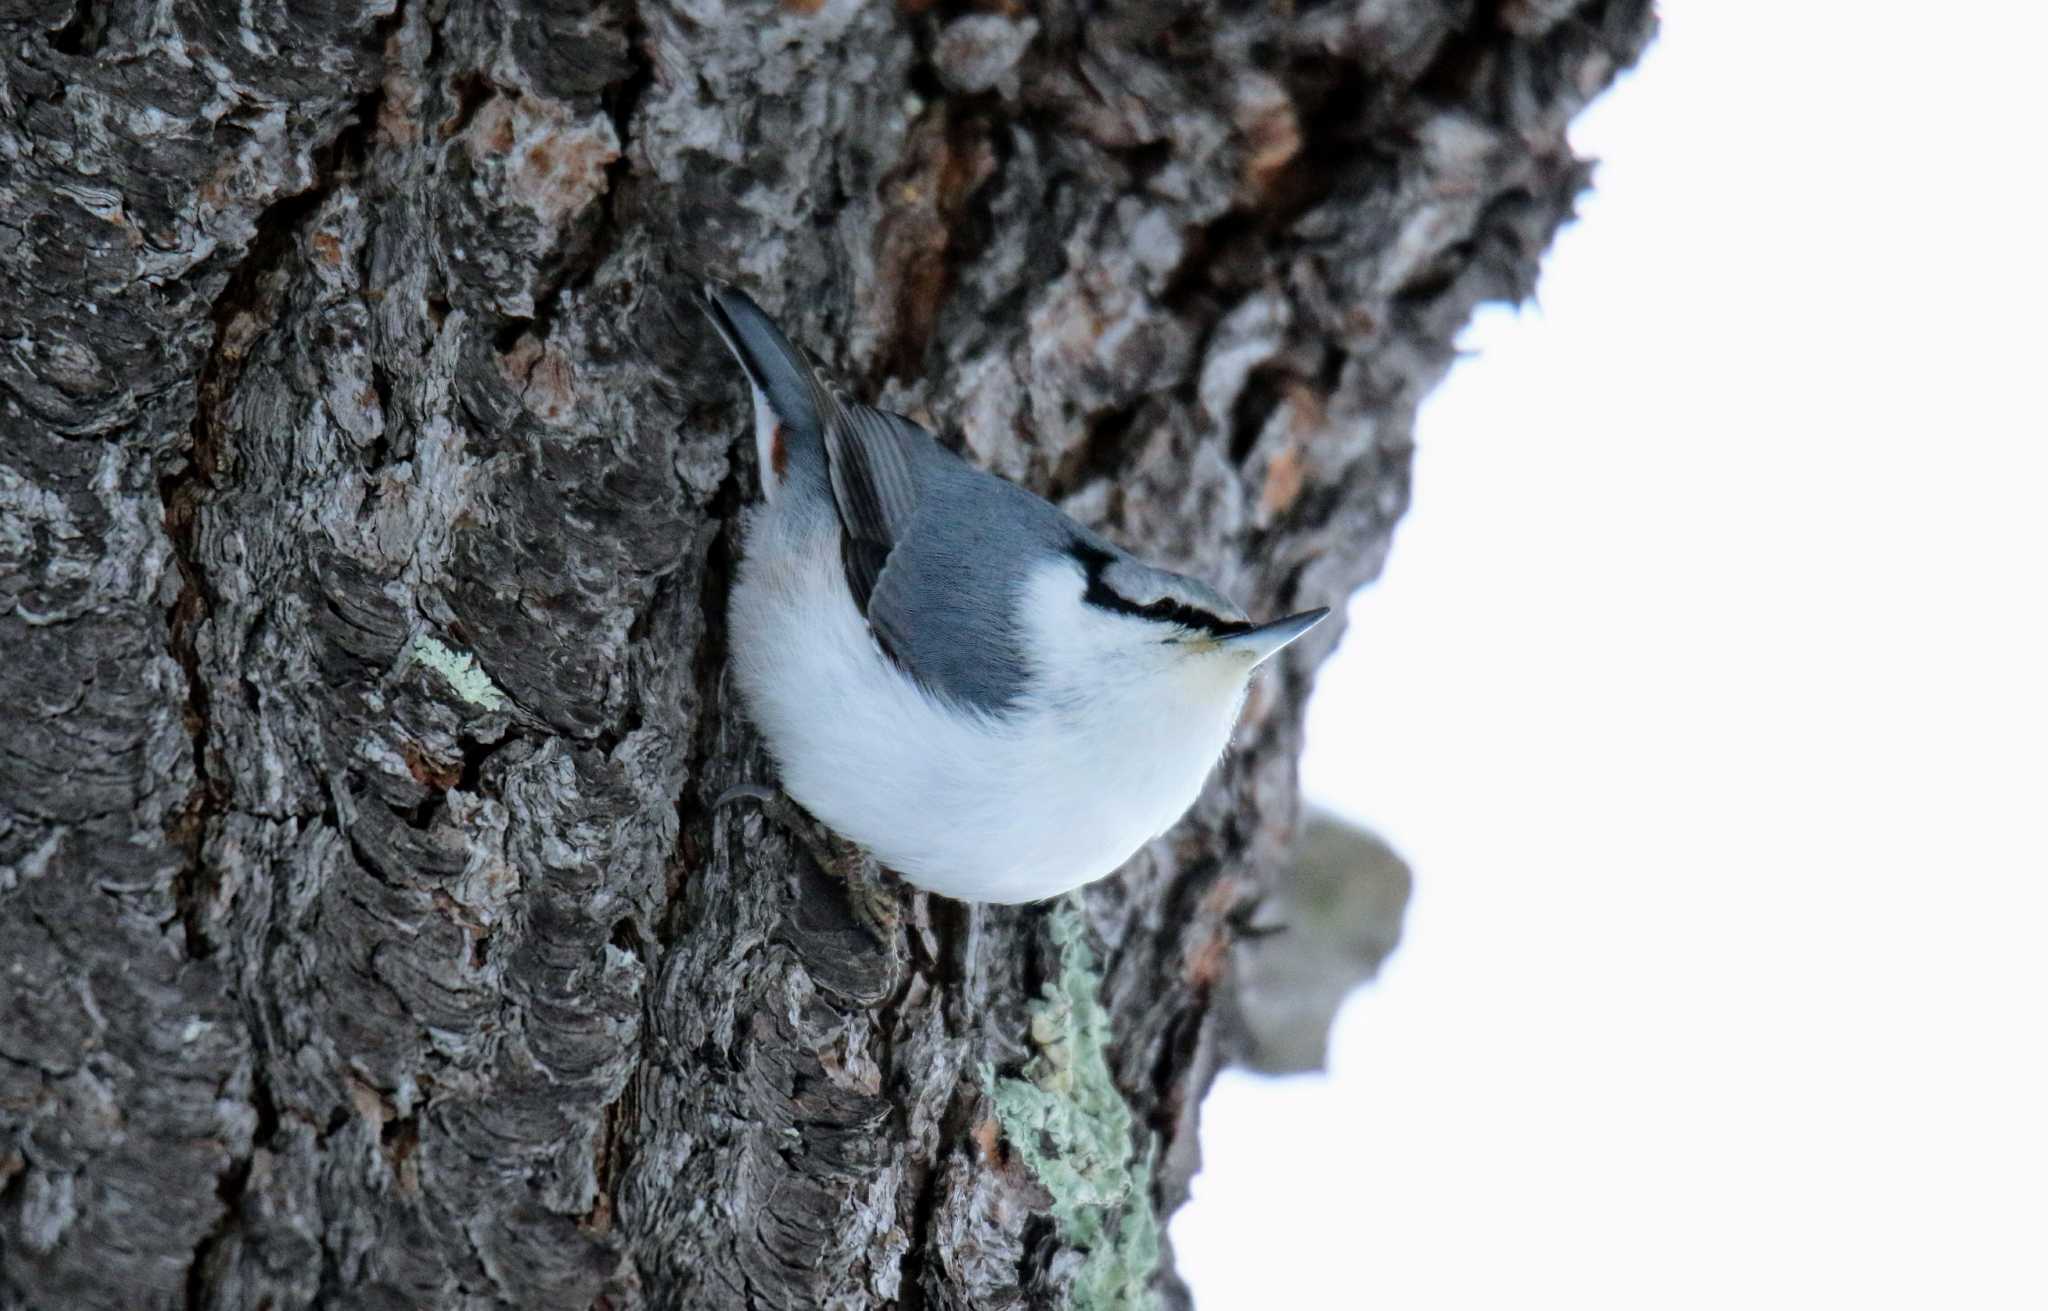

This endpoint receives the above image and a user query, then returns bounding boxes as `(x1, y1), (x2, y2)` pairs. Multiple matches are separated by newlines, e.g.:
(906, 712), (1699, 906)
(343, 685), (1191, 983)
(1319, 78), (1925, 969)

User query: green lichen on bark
(401, 633), (509, 710)
(988, 901), (1162, 1309)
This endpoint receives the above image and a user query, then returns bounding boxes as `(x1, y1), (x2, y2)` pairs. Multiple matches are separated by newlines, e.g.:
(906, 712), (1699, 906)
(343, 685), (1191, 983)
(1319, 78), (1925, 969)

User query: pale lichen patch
(401, 634), (509, 710)
(988, 901), (1163, 1310)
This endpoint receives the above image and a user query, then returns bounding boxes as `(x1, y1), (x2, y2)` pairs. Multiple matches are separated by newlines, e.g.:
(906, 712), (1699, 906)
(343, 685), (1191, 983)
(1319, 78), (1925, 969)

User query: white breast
(727, 505), (1247, 903)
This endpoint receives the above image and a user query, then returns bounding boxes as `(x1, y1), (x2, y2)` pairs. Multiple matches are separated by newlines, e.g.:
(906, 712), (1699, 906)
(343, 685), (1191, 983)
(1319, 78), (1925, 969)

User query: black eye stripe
(1066, 540), (1251, 638)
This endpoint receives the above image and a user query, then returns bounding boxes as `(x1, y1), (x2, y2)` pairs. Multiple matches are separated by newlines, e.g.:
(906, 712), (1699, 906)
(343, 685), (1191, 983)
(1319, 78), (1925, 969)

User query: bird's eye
(1127, 596), (1251, 638)
(1067, 539), (1250, 637)
(1134, 597), (1200, 627)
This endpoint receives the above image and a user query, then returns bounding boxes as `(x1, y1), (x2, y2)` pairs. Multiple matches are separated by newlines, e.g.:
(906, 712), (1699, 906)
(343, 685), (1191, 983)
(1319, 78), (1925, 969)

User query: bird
(702, 281), (1328, 924)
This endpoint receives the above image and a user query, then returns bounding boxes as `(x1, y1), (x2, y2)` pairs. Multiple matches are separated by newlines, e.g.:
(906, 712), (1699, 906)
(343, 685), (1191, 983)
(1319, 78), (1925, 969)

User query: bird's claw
(717, 784), (902, 953)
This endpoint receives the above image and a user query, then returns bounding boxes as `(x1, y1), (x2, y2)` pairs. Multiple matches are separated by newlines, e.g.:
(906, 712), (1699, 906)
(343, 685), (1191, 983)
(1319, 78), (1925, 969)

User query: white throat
(728, 520), (1258, 903)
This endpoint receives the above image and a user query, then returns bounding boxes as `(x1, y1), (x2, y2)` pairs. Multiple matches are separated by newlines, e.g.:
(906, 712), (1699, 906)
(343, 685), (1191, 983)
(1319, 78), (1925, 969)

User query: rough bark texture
(0, 0), (1650, 1306)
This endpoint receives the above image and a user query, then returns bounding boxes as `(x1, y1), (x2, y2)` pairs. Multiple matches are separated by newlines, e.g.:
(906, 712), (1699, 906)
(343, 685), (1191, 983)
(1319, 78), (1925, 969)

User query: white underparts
(727, 502), (1257, 903)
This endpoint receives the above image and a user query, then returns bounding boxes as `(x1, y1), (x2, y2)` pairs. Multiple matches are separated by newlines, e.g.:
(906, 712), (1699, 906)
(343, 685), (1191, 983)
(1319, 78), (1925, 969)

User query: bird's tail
(700, 282), (837, 500)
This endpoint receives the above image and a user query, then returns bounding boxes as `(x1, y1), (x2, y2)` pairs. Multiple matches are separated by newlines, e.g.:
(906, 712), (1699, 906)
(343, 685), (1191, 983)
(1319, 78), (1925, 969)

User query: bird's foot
(716, 784), (901, 952)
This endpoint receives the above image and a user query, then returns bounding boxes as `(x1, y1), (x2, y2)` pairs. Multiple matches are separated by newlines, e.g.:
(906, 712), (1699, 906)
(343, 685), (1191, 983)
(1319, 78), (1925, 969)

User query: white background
(1175, 4), (2048, 1307)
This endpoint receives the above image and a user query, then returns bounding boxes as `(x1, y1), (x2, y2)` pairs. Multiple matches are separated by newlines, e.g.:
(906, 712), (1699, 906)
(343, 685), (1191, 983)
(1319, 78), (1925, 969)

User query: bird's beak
(1217, 608), (1331, 666)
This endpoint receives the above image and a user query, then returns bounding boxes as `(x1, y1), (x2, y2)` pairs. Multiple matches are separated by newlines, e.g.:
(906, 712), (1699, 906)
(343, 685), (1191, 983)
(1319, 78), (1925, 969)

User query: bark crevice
(165, 30), (404, 1303)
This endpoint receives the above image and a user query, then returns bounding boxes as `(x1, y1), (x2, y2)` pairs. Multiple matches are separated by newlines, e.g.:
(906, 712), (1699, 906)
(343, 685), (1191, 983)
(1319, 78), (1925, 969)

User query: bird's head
(1029, 538), (1329, 714)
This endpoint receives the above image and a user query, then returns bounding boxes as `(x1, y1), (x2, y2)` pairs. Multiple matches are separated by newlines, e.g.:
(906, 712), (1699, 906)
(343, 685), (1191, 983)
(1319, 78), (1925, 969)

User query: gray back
(705, 283), (1226, 717)
(845, 424), (1075, 715)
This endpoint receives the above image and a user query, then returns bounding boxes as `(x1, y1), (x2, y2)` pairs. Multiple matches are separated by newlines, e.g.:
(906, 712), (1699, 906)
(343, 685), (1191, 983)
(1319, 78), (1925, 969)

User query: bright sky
(1175, 4), (2048, 1308)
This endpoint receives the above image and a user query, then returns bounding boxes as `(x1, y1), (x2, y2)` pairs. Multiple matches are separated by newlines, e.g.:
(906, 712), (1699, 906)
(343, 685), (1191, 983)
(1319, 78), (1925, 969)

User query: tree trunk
(0, 0), (1649, 1305)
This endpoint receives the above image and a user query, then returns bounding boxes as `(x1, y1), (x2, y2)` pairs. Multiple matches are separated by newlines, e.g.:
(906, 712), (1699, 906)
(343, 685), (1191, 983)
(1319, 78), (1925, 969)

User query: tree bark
(0, 0), (1649, 1305)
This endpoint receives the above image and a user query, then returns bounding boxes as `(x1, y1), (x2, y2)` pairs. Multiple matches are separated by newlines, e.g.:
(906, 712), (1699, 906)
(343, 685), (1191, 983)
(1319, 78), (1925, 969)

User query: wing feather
(819, 396), (1051, 713)
(822, 401), (934, 613)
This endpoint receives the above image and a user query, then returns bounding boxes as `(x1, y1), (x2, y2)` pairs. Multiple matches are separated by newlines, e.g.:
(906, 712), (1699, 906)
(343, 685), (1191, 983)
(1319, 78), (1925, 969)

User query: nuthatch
(705, 283), (1326, 919)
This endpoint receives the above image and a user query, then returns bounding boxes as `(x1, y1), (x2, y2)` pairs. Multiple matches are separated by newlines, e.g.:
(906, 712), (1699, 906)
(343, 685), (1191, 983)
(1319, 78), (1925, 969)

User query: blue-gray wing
(823, 402), (927, 612)
(821, 402), (1067, 715)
